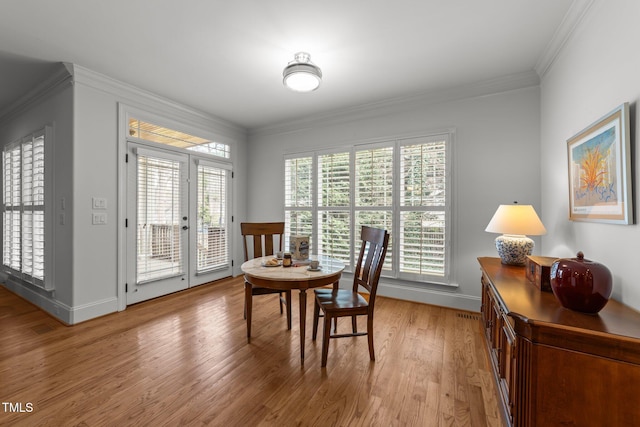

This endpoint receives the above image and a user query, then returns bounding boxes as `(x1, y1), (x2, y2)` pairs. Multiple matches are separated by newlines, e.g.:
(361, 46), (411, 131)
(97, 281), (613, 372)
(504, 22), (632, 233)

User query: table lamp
(485, 203), (547, 265)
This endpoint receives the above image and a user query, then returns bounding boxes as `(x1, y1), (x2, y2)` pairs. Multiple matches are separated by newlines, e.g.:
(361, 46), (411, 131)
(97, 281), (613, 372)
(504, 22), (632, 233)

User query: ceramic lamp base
(495, 234), (534, 266)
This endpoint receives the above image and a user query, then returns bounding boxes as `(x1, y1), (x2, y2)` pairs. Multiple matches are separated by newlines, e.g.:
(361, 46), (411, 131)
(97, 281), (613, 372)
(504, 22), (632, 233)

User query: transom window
(284, 132), (452, 284)
(128, 118), (230, 158)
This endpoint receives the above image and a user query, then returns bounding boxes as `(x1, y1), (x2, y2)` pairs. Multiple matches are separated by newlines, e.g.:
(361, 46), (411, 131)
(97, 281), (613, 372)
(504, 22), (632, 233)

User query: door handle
(182, 225), (189, 230)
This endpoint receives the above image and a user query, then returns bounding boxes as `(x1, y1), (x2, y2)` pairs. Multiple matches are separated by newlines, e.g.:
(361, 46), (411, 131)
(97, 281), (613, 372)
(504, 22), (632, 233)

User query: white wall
(0, 65), (74, 321)
(540, 0), (640, 310)
(0, 64), (248, 324)
(248, 82), (542, 311)
(16, 1), (633, 320)
(69, 65), (248, 322)
(72, 80), (120, 320)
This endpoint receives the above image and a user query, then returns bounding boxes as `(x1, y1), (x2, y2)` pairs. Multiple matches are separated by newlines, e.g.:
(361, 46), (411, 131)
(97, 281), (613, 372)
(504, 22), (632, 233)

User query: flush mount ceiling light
(283, 52), (322, 92)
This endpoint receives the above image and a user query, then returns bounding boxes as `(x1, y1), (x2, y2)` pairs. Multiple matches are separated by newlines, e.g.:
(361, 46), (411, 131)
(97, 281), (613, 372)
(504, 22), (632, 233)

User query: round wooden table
(241, 255), (345, 364)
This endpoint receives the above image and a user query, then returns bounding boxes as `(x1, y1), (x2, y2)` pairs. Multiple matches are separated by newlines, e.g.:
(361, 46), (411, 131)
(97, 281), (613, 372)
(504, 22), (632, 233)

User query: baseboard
(1, 280), (117, 325)
(70, 297), (119, 324)
(1, 279), (72, 324)
(377, 281), (481, 312)
(334, 274), (481, 312)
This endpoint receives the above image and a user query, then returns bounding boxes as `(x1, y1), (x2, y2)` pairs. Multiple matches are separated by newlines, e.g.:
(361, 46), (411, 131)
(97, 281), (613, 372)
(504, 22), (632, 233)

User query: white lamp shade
(485, 204), (546, 265)
(485, 204), (547, 236)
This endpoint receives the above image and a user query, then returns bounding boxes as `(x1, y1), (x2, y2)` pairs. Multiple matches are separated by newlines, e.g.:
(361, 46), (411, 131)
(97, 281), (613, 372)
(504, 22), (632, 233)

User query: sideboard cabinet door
(481, 272), (515, 424)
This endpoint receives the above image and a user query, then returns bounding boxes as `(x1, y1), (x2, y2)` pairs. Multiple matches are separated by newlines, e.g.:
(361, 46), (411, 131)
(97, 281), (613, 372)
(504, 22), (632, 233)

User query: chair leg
(321, 313), (332, 367)
(367, 315), (375, 361)
(332, 282), (339, 334)
(285, 290), (292, 330)
(245, 282), (252, 341)
(278, 291), (284, 314)
(352, 315), (357, 333)
(312, 298), (320, 340)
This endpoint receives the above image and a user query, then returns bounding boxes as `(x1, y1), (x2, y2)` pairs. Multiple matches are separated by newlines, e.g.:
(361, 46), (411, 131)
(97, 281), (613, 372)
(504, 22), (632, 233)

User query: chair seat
(249, 283), (286, 296)
(314, 289), (368, 312)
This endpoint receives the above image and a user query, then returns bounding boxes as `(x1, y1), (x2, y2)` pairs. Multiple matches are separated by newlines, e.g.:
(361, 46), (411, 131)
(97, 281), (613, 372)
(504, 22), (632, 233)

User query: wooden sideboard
(478, 257), (640, 427)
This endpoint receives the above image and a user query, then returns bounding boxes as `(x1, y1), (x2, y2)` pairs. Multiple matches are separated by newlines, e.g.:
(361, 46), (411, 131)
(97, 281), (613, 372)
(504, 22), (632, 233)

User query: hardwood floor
(0, 277), (503, 426)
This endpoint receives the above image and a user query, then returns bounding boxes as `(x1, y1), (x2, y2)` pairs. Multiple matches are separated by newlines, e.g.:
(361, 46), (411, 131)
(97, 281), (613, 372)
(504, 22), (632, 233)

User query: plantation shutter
(281, 131), (452, 284)
(3, 142), (21, 272)
(354, 146), (394, 270)
(2, 130), (46, 288)
(317, 151), (351, 265)
(399, 136), (447, 278)
(284, 156), (313, 249)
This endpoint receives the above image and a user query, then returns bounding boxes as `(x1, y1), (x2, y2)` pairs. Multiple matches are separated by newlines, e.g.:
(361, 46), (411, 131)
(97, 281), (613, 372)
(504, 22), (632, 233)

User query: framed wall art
(567, 102), (632, 224)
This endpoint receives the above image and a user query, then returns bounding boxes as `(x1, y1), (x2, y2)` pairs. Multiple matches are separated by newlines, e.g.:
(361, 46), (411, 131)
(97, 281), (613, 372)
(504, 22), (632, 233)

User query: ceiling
(0, 0), (586, 131)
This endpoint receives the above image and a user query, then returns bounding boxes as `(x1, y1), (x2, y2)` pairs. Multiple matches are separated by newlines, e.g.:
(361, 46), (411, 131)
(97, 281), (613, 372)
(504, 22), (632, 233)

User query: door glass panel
(137, 155), (183, 283)
(196, 163), (228, 272)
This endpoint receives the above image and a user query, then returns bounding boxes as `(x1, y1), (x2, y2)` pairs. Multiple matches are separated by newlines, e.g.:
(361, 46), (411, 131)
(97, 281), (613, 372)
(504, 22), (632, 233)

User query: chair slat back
(353, 226), (389, 308)
(241, 222), (285, 262)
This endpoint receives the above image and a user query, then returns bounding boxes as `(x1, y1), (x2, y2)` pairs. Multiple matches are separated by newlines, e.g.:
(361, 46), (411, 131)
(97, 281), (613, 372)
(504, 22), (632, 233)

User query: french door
(126, 144), (232, 305)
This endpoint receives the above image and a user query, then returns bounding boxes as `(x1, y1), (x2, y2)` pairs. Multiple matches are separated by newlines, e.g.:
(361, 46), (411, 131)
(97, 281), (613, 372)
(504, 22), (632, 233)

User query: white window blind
(137, 154), (183, 283)
(196, 163), (229, 273)
(2, 130), (46, 288)
(283, 132), (451, 284)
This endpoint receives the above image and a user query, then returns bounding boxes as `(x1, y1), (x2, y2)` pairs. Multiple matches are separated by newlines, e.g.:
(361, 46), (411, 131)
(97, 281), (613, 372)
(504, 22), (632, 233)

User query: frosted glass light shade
(485, 204), (546, 265)
(283, 52), (322, 92)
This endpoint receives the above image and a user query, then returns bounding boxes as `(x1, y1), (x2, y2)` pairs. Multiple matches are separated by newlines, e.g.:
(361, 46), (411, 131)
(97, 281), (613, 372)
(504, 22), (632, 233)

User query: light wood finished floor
(0, 276), (503, 426)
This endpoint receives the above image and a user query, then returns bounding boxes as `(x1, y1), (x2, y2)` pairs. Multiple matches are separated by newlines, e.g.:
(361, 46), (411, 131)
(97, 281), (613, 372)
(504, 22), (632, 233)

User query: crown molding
(535, 0), (597, 79)
(65, 63), (246, 138)
(0, 62), (246, 139)
(0, 62), (72, 126)
(249, 70), (540, 138)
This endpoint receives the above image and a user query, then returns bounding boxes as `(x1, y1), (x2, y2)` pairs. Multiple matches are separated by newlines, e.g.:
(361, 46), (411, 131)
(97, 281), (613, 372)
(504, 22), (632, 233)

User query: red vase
(550, 251), (612, 314)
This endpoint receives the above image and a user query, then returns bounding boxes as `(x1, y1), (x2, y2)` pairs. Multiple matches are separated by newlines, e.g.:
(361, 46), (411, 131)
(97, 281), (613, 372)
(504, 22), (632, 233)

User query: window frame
(317, 148), (353, 269)
(284, 154), (315, 257)
(2, 125), (54, 290)
(284, 130), (453, 285)
(396, 134), (451, 282)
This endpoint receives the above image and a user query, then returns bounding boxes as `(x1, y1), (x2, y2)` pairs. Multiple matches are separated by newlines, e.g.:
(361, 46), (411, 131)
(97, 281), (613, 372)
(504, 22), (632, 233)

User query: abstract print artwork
(567, 103), (632, 224)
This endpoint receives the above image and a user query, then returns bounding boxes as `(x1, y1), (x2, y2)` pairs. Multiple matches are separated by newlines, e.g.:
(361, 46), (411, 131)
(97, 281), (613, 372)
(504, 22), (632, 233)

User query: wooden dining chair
(312, 226), (389, 367)
(241, 222), (292, 338)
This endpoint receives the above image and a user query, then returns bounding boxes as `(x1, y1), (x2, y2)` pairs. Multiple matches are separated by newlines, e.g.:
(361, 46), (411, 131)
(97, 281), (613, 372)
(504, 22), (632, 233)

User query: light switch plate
(92, 197), (107, 209)
(92, 212), (107, 225)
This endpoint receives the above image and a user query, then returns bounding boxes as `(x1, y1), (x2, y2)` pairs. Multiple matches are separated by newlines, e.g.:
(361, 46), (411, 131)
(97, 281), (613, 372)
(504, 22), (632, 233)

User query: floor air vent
(457, 313), (480, 321)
